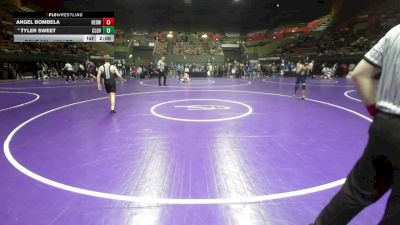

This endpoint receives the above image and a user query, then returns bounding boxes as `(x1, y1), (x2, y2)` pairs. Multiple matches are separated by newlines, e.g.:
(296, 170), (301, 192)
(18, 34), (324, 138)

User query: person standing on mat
(86, 59), (97, 80)
(309, 60), (315, 79)
(97, 55), (124, 113)
(63, 62), (75, 83)
(157, 56), (167, 86)
(311, 25), (400, 225)
(293, 60), (308, 99)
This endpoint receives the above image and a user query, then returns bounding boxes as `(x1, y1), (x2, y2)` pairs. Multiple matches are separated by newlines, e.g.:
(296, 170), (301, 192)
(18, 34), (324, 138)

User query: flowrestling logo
(174, 105), (231, 111)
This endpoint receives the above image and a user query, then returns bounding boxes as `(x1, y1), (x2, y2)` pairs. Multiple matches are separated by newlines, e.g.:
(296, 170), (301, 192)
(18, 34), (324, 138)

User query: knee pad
(302, 83), (306, 90)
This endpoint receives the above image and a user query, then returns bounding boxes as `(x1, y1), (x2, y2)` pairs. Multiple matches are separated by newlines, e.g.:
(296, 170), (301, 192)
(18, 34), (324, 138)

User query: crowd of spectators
(153, 34), (223, 56)
(272, 15), (399, 58)
(0, 61), (96, 80)
(209, 41), (224, 56)
(173, 42), (204, 55)
(173, 34), (204, 55)
(273, 27), (384, 58)
(154, 41), (167, 55)
(0, 20), (12, 40)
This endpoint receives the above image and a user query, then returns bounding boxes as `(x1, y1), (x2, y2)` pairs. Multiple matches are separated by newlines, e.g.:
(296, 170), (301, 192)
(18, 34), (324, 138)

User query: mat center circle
(150, 99), (253, 122)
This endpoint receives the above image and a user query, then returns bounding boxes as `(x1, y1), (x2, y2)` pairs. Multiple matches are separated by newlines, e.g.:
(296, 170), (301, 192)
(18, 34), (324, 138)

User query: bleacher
(312, 15), (335, 32)
(173, 42), (204, 55)
(154, 41), (167, 55)
(268, 7), (398, 59)
(361, 0), (400, 16)
(209, 41), (224, 56)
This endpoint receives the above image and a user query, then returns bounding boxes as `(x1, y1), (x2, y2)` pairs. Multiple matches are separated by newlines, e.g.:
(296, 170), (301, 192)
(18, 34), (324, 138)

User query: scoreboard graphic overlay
(13, 12), (114, 42)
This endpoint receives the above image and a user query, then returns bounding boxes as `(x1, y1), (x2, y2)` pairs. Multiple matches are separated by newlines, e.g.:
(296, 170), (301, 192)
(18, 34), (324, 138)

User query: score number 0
(102, 18), (115, 26)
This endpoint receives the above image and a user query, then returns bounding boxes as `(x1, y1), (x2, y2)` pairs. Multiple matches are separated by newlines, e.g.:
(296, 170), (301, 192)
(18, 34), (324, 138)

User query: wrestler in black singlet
(102, 64), (116, 93)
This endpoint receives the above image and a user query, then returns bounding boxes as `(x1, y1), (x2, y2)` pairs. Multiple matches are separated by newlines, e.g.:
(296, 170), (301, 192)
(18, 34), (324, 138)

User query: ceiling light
(202, 34), (208, 38)
(277, 3), (280, 7)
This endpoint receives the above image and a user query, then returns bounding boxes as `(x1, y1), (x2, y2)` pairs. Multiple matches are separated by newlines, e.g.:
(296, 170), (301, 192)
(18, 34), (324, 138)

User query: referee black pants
(65, 71), (75, 82)
(313, 112), (400, 225)
(158, 71), (166, 86)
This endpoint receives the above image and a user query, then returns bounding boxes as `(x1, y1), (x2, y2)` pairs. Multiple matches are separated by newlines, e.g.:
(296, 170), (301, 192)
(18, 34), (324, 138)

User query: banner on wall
(221, 43), (240, 48)
(259, 57), (280, 61)
(225, 33), (240, 38)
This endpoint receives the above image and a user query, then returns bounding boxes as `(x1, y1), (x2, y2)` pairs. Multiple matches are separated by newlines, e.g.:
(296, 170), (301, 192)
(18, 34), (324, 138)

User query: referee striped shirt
(364, 24), (400, 114)
(157, 59), (165, 72)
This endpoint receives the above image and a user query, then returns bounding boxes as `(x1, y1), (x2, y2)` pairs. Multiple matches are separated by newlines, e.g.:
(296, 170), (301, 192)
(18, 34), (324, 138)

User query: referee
(63, 62), (75, 83)
(157, 56), (167, 86)
(312, 25), (400, 224)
